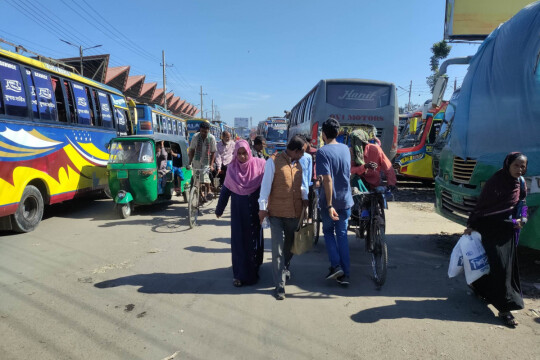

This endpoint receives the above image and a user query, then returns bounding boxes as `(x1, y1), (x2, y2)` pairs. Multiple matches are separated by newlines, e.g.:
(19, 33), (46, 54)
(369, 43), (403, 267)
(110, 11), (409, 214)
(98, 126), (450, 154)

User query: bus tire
(12, 185), (44, 233)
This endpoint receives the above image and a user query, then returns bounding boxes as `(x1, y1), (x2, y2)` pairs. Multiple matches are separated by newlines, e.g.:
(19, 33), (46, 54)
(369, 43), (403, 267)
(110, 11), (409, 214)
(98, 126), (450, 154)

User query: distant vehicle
(394, 100), (448, 180)
(0, 47), (132, 232)
(287, 79), (399, 160)
(432, 3), (540, 250)
(134, 103), (187, 138)
(212, 120), (235, 139)
(257, 116), (288, 155)
(186, 118), (221, 144)
(431, 89), (460, 178)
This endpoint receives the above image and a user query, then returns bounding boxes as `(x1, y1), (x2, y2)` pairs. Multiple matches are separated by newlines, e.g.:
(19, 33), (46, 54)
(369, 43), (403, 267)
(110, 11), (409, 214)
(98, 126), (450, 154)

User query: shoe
(275, 287), (285, 300)
(206, 192), (214, 201)
(499, 312), (518, 328)
(336, 275), (350, 286)
(325, 266), (344, 280)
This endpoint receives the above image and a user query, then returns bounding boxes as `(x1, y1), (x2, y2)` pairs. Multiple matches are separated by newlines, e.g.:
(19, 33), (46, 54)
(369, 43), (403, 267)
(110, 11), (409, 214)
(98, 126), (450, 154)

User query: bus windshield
(266, 123), (287, 141)
(326, 83), (390, 109)
(109, 141), (154, 164)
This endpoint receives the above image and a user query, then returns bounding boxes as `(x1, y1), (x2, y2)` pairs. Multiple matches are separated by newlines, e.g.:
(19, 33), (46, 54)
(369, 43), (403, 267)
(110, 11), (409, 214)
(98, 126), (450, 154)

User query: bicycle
(350, 185), (389, 287)
(187, 166), (221, 228)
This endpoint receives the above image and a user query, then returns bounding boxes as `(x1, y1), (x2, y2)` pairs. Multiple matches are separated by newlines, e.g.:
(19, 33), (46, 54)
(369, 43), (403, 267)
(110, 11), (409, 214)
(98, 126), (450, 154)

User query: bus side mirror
(431, 75), (448, 108)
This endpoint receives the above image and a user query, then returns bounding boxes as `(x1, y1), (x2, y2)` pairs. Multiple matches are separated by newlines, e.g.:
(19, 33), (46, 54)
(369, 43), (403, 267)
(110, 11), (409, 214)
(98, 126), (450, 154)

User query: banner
(444, 0), (534, 40)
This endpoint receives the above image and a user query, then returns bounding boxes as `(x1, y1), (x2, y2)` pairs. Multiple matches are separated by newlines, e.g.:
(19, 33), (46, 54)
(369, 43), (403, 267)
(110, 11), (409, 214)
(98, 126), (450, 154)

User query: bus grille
(452, 157), (477, 183)
(376, 128), (383, 138)
(441, 190), (476, 219)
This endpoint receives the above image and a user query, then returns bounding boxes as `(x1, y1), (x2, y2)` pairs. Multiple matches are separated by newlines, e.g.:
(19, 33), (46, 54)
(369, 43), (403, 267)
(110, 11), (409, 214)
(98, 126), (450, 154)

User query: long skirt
(216, 186), (264, 285)
(471, 214), (524, 313)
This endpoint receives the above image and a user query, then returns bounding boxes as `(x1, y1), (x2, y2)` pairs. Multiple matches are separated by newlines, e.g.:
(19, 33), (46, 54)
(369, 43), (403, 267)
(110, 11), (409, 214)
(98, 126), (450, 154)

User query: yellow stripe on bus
(78, 142), (109, 160)
(0, 148), (55, 157)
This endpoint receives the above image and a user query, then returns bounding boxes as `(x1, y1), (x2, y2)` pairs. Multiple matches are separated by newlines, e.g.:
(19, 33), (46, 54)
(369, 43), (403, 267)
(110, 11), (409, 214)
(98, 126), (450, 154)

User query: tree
(426, 40), (451, 93)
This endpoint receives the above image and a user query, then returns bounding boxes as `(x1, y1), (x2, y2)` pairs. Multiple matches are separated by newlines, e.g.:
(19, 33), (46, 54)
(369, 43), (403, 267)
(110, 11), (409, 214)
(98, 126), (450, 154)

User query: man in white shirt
(258, 136), (308, 300)
(188, 122), (217, 201)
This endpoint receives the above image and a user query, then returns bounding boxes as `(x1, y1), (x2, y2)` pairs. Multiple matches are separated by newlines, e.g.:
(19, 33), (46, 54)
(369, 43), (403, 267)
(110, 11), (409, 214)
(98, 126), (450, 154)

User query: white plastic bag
(448, 238), (464, 278)
(460, 231), (490, 284)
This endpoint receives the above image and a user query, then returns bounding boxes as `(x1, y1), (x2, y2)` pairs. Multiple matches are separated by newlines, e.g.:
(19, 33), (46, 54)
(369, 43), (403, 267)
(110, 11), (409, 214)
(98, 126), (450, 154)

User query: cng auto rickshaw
(107, 134), (192, 218)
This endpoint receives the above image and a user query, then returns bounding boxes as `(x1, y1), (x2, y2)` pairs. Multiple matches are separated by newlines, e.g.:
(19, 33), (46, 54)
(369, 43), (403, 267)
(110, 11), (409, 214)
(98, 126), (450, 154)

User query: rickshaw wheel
(116, 203), (132, 219)
(188, 186), (199, 228)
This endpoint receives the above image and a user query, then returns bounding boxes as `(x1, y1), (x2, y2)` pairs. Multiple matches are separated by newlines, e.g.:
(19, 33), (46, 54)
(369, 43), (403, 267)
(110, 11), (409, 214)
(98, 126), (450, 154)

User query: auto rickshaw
(107, 134), (192, 218)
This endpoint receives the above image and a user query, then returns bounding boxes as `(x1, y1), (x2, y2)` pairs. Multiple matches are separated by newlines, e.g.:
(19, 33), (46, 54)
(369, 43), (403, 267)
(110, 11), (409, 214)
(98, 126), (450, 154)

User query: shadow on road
(350, 297), (501, 325)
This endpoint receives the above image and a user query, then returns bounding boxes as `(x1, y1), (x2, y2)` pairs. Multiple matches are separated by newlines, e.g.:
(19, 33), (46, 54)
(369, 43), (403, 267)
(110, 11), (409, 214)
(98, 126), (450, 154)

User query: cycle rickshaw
(309, 177), (390, 287)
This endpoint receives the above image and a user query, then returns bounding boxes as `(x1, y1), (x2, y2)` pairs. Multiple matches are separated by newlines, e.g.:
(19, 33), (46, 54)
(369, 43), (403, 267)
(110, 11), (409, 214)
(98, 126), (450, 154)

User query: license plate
(117, 170), (128, 179)
(452, 193), (464, 205)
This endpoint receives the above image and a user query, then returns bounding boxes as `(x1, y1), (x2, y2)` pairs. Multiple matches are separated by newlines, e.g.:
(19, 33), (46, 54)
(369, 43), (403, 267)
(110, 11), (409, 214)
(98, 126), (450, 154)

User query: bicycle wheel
(188, 186), (199, 228)
(370, 200), (388, 286)
(312, 190), (321, 244)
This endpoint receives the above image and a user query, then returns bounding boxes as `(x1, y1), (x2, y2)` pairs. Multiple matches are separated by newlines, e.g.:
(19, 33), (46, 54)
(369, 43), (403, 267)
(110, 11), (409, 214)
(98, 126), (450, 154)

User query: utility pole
(408, 80), (412, 112)
(454, 77), (457, 91)
(160, 50), (173, 110)
(211, 99), (214, 122)
(60, 40), (101, 76)
(200, 86), (207, 119)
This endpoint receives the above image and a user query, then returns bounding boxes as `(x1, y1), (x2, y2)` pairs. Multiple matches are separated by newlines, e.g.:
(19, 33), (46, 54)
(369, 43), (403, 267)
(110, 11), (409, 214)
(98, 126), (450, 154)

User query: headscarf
(224, 140), (266, 196)
(350, 129), (369, 166)
(468, 152), (527, 223)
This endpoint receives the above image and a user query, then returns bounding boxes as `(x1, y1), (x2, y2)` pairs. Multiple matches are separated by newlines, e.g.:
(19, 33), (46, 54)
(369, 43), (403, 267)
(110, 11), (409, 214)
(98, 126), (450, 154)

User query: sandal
(233, 279), (242, 287)
(499, 312), (518, 328)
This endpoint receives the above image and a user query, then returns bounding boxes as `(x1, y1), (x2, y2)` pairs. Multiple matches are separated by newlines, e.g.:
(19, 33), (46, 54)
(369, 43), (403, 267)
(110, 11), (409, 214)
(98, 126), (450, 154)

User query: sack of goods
(448, 231), (490, 284)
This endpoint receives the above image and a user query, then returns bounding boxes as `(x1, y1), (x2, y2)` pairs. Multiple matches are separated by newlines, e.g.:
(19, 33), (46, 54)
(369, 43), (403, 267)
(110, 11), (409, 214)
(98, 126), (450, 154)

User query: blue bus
(0, 47), (132, 232)
(257, 117), (288, 155)
(134, 103), (186, 138)
(186, 118), (221, 144)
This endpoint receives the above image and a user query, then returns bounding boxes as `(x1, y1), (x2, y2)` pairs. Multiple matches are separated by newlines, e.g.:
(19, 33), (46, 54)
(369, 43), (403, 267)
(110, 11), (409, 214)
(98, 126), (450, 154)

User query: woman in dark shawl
(215, 140), (266, 287)
(465, 152), (528, 328)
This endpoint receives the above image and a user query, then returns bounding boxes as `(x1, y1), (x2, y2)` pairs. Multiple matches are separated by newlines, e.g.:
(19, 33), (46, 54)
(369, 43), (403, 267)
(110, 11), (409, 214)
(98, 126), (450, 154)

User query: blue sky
(0, 0), (480, 126)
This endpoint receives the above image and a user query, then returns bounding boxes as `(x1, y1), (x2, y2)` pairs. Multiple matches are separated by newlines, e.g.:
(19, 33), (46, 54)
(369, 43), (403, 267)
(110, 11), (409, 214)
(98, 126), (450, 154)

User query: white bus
(287, 79), (399, 159)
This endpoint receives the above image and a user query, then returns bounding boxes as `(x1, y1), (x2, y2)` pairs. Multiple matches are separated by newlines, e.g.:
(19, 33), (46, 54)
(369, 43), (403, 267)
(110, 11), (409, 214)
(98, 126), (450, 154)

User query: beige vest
(268, 152), (303, 218)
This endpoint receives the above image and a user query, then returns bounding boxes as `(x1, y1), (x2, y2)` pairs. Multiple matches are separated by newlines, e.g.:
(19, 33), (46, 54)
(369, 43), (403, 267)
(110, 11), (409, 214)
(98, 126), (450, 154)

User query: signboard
(444, 0), (533, 40)
(234, 117), (249, 128)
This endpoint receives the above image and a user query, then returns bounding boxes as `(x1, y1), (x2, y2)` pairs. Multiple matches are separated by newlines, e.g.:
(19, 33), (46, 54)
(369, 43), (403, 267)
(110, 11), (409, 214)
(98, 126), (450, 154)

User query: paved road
(0, 192), (539, 360)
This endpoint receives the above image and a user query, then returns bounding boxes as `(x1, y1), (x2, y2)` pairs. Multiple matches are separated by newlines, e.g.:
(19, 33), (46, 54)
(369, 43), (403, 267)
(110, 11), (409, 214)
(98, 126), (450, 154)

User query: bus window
(96, 91), (113, 128)
(51, 77), (67, 122)
(85, 87), (96, 125)
(25, 69), (39, 119)
(114, 108), (128, 135)
(0, 59), (28, 117)
(63, 81), (76, 123)
(327, 83), (390, 109)
(34, 71), (57, 121)
(92, 89), (103, 126)
(71, 82), (91, 125)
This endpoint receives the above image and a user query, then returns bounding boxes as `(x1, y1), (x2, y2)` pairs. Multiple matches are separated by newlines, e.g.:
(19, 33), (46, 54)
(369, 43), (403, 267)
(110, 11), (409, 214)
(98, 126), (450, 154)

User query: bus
(287, 79), (399, 159)
(0, 48), (132, 232)
(432, 3), (540, 250)
(394, 101), (448, 180)
(257, 117), (288, 155)
(212, 120), (235, 139)
(186, 118), (220, 144)
(134, 103), (187, 138)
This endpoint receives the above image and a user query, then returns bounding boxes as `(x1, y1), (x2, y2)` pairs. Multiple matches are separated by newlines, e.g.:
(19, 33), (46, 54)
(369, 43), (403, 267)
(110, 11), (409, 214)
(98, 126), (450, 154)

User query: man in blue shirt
(316, 118), (354, 285)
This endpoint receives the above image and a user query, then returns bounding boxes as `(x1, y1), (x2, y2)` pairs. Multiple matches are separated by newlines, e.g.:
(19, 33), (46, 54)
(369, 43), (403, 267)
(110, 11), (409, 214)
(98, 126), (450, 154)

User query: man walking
(188, 122), (217, 201)
(317, 118), (354, 285)
(258, 136), (307, 300)
(215, 131), (235, 186)
(252, 136), (268, 159)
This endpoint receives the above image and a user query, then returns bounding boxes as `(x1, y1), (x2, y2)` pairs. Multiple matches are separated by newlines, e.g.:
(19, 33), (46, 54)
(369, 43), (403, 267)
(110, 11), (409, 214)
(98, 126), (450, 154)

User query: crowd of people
(186, 117), (528, 328)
